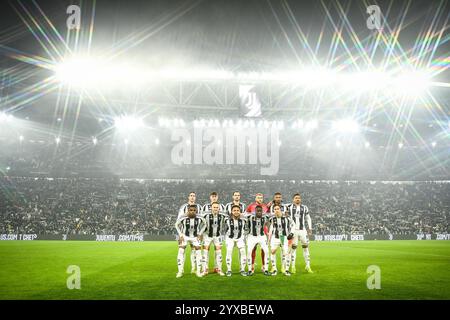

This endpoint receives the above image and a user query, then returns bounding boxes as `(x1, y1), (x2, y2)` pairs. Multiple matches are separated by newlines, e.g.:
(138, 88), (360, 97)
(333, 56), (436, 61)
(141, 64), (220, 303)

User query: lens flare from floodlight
(114, 116), (144, 131)
(92, 137), (98, 145)
(19, 135), (24, 142)
(340, 70), (387, 91)
(55, 137), (61, 144)
(155, 138), (160, 145)
(431, 141), (437, 148)
(398, 142), (404, 149)
(333, 119), (360, 133)
(54, 57), (100, 86)
(306, 140), (312, 148)
(365, 141), (370, 148)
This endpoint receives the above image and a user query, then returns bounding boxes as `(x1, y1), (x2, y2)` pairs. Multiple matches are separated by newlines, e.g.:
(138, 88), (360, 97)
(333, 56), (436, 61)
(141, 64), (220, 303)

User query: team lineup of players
(175, 191), (313, 277)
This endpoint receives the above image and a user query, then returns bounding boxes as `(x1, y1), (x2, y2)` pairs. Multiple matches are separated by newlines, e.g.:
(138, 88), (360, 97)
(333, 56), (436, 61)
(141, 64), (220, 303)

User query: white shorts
(179, 236), (201, 247)
(270, 236), (289, 252)
(247, 235), (268, 252)
(292, 229), (309, 246)
(203, 235), (223, 247)
(225, 237), (246, 250)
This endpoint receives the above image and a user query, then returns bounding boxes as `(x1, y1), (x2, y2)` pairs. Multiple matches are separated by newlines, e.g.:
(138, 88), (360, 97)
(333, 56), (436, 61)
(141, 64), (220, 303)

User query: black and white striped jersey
(268, 202), (288, 216)
(224, 202), (246, 215)
(286, 203), (310, 230)
(225, 217), (247, 239)
(268, 216), (294, 239)
(175, 216), (206, 237)
(177, 203), (203, 220)
(247, 215), (269, 237)
(202, 203), (226, 214)
(203, 212), (228, 237)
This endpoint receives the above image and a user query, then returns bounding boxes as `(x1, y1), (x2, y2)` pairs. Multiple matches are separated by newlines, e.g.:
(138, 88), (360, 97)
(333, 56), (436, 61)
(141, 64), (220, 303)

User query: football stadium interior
(0, 0), (449, 300)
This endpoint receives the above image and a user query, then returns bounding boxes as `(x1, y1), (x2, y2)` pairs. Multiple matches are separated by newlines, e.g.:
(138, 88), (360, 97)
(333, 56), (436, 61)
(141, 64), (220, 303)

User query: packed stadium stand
(1, 177), (448, 235)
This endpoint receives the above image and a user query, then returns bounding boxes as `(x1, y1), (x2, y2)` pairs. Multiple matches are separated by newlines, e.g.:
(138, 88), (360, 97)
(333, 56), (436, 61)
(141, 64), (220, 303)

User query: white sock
(239, 247), (246, 272)
(281, 252), (286, 270)
(285, 251), (291, 271)
(203, 249), (209, 272)
(291, 248), (297, 267)
(303, 247), (310, 268)
(271, 253), (277, 271)
(195, 250), (202, 272)
(215, 250), (223, 271)
(247, 247), (253, 271)
(226, 250), (232, 272)
(177, 248), (185, 274)
(263, 248), (269, 271)
(190, 249), (196, 271)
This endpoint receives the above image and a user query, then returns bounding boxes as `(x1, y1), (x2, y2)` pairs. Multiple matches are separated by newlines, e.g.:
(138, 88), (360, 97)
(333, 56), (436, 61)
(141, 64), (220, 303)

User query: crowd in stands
(0, 177), (448, 235)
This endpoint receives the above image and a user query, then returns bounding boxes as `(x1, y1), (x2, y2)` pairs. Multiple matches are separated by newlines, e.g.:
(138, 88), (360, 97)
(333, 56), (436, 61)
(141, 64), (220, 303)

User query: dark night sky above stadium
(1, 0), (448, 72)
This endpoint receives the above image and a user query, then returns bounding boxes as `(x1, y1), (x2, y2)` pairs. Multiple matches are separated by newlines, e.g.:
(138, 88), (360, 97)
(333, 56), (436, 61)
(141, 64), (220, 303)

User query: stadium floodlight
(431, 141), (437, 148)
(336, 141), (341, 148)
(391, 71), (430, 95)
(0, 112), (13, 122)
(398, 142), (404, 149)
(158, 117), (167, 127)
(19, 135), (24, 142)
(155, 138), (160, 145)
(339, 70), (387, 91)
(54, 57), (101, 86)
(306, 140), (312, 148)
(55, 137), (61, 144)
(305, 120), (318, 131)
(124, 138), (129, 145)
(92, 137), (98, 145)
(277, 140), (282, 146)
(365, 141), (370, 148)
(114, 116), (144, 131)
(292, 119), (304, 129)
(332, 119), (360, 133)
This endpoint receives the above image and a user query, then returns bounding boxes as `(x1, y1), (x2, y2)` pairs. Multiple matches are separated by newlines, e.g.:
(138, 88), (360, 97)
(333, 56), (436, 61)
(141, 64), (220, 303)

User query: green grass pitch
(0, 240), (449, 300)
